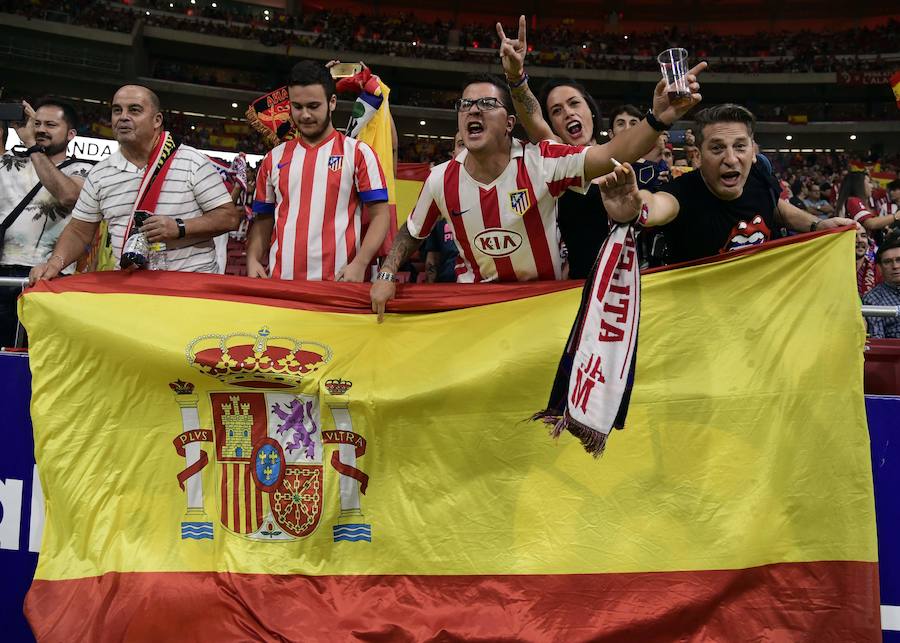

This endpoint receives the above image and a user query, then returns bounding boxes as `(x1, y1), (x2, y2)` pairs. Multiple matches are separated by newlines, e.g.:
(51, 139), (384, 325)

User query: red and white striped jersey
(253, 130), (388, 280)
(847, 196), (875, 223)
(871, 188), (890, 216)
(406, 140), (588, 282)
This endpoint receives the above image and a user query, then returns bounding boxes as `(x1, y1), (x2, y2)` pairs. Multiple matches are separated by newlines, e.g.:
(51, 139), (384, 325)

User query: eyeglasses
(454, 97), (507, 112)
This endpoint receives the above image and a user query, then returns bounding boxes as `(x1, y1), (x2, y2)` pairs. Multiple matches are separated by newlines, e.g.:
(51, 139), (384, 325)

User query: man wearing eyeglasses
(370, 72), (703, 320)
(863, 234), (900, 338)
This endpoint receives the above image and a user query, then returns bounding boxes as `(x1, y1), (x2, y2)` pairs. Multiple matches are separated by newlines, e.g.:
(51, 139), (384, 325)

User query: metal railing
(862, 305), (900, 318)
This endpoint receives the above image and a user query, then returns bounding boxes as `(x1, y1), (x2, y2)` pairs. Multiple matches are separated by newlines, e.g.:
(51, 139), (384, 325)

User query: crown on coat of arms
(324, 379), (352, 395)
(186, 327), (331, 389)
(169, 379), (195, 395)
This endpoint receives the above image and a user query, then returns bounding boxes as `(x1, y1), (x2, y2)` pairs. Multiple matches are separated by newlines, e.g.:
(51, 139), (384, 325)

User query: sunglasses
(454, 97), (508, 112)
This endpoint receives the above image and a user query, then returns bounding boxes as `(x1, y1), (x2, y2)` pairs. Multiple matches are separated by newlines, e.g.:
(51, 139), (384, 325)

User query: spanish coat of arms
(170, 328), (370, 543)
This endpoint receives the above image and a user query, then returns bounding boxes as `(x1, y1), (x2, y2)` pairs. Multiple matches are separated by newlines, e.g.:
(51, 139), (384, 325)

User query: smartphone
(668, 130), (686, 145)
(0, 103), (24, 121)
(329, 63), (362, 78)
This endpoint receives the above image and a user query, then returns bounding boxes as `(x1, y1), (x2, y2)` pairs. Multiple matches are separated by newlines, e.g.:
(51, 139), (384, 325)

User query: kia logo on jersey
(473, 228), (523, 257)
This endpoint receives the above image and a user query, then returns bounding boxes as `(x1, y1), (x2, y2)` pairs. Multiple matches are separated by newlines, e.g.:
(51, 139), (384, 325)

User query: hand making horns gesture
(496, 15), (527, 82)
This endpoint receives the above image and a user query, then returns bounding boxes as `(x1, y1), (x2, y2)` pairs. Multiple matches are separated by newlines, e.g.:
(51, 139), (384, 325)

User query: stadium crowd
(1, 8), (898, 347)
(2, 0), (897, 73)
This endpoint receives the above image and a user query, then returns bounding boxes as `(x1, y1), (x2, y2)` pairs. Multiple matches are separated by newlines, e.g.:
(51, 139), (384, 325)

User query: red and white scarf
(535, 218), (643, 457)
(120, 131), (180, 256)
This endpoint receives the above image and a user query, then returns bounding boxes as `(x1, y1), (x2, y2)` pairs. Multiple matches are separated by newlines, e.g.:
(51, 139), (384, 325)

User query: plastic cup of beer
(657, 48), (691, 104)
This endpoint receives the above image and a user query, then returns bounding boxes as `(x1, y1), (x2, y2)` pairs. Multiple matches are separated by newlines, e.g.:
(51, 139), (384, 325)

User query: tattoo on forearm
(382, 227), (423, 273)
(511, 85), (540, 116)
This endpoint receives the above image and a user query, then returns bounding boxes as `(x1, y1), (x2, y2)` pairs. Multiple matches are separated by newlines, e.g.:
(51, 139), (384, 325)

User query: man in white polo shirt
(30, 85), (238, 282)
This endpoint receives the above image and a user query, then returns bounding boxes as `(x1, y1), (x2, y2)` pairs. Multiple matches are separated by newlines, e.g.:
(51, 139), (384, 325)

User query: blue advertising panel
(0, 352), (37, 643)
(868, 395), (900, 642)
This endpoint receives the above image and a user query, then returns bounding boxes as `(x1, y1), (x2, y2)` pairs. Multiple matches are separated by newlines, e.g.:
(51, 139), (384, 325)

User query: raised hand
(652, 61), (707, 126)
(496, 15), (527, 82)
(598, 163), (644, 224)
(15, 100), (36, 147)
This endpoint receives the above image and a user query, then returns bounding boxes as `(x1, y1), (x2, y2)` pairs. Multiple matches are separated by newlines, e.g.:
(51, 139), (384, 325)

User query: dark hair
(461, 73), (513, 112)
(835, 172), (869, 218)
(693, 104), (756, 147)
(538, 78), (601, 143)
(32, 97), (79, 131)
(876, 232), (900, 264)
(0, 120), (7, 148)
(888, 179), (900, 193)
(791, 179), (805, 196)
(608, 104), (642, 133)
(288, 61), (336, 99)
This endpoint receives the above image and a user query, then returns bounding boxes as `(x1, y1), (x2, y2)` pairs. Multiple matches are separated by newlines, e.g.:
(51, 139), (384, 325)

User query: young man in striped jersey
(370, 71), (704, 321)
(247, 61), (390, 282)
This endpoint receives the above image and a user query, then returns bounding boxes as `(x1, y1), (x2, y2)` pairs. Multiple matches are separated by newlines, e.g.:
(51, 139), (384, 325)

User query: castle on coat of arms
(220, 396), (252, 458)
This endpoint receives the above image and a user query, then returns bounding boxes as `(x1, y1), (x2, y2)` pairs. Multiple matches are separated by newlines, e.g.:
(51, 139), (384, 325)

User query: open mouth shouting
(566, 120), (583, 138)
(720, 170), (742, 188)
(466, 120), (484, 140)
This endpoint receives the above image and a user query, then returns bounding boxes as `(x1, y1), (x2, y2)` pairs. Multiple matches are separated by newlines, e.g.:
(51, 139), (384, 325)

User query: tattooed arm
(509, 82), (557, 144)
(370, 226), (425, 323)
(497, 16), (557, 144)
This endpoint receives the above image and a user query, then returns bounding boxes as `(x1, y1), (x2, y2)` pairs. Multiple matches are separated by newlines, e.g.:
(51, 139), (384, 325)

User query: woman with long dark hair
(835, 171), (898, 237)
(496, 16), (689, 277)
(534, 78), (610, 278)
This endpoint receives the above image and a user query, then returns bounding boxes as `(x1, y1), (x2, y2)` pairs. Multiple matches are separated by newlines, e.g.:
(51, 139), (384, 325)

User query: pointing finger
(688, 61), (708, 77)
(496, 22), (507, 41)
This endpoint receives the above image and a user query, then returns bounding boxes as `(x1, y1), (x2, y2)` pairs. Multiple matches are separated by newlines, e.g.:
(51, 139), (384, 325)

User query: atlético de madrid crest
(170, 327), (370, 544)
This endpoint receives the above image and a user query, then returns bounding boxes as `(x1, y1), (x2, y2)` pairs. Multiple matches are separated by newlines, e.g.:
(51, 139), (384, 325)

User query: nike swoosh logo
(450, 209), (470, 217)
(277, 161), (290, 169)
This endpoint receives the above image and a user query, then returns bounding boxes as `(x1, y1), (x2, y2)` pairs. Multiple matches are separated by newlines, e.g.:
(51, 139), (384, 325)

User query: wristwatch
(809, 219), (819, 232)
(375, 271), (398, 282)
(11, 144), (47, 158)
(175, 217), (186, 239)
(645, 110), (672, 132)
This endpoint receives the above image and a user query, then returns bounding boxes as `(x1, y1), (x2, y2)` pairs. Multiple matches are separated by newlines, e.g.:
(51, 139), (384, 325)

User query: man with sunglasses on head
(370, 71), (704, 321)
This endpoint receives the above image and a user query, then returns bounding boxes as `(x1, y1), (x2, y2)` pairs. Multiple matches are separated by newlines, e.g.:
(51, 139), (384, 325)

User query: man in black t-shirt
(658, 159), (783, 263)
(595, 104), (855, 265)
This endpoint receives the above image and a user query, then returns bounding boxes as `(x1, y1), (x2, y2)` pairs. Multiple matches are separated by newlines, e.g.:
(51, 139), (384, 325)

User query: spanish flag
(20, 229), (879, 640)
(396, 161), (431, 225)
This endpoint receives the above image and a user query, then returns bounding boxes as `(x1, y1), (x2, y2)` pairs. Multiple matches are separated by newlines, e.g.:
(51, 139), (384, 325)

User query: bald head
(111, 84), (164, 151)
(114, 84), (161, 113)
